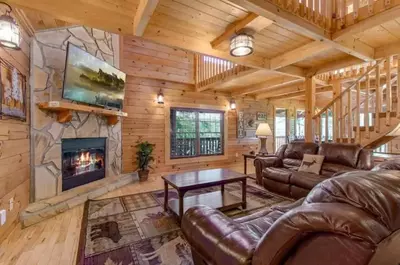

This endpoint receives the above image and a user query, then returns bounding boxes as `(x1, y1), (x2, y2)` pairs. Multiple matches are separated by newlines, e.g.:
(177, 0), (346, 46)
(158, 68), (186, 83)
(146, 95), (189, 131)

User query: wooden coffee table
(162, 168), (248, 222)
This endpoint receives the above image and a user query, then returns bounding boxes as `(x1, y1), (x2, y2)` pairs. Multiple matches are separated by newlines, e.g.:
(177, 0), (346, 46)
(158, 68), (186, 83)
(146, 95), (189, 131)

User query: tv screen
(62, 43), (126, 110)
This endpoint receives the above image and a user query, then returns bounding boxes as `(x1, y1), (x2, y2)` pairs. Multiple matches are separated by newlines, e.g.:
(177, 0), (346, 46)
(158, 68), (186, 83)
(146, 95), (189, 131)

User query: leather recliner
(182, 170), (400, 265)
(254, 142), (373, 199)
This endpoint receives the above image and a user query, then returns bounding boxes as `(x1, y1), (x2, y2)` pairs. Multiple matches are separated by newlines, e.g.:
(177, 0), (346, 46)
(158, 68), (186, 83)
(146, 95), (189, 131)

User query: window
(295, 110), (305, 139)
(170, 108), (224, 159)
(274, 108), (287, 151)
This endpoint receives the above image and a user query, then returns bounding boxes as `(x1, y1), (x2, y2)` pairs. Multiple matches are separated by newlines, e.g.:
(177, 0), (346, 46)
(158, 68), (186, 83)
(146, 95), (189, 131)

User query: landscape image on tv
(63, 43), (126, 110)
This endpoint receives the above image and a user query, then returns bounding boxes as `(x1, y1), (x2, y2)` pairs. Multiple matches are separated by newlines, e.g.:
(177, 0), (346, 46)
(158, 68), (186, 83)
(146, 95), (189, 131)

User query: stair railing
(312, 58), (392, 144)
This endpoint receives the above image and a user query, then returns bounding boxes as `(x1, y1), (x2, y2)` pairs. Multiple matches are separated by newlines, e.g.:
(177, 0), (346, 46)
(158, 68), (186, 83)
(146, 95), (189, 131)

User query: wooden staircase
(313, 56), (400, 149)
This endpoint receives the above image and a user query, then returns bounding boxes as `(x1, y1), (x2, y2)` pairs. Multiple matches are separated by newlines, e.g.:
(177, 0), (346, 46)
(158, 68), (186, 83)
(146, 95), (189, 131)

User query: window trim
(165, 103), (228, 165)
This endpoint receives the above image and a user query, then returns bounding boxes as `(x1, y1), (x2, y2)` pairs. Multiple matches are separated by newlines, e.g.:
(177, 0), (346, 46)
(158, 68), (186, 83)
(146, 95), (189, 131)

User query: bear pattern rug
(76, 179), (291, 265)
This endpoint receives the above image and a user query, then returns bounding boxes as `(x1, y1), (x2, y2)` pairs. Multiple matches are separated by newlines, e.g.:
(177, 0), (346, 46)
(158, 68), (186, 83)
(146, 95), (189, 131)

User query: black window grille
(170, 108), (224, 158)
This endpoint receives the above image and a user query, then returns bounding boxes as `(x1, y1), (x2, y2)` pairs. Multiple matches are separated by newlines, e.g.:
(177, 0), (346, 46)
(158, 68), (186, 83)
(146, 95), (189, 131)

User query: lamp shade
(256, 123), (272, 137)
(230, 33), (254, 57)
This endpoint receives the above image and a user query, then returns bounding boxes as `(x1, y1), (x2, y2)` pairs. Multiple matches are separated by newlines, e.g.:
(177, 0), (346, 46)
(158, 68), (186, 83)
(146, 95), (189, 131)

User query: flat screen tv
(62, 43), (126, 110)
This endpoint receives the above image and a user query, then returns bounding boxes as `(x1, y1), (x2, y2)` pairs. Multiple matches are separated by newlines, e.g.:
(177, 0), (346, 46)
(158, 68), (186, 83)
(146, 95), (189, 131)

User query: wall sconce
(0, 2), (20, 50)
(230, 98), (236, 110)
(157, 90), (164, 104)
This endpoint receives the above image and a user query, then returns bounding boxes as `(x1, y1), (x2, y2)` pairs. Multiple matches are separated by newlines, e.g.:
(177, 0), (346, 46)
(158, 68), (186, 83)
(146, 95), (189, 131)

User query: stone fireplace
(31, 26), (122, 201)
(61, 138), (106, 191)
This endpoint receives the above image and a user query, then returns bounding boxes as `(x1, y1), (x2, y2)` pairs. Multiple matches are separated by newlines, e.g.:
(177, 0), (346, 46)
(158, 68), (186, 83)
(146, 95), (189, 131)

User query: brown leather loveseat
(254, 142), (373, 198)
(182, 170), (400, 265)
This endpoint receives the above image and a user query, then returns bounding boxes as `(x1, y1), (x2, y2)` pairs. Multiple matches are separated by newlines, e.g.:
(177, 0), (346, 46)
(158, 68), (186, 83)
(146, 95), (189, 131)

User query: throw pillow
(298, 154), (325, 174)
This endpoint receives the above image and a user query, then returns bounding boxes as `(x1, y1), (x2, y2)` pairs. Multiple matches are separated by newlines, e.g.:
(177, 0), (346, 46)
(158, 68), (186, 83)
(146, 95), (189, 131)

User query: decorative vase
(138, 169), (149, 182)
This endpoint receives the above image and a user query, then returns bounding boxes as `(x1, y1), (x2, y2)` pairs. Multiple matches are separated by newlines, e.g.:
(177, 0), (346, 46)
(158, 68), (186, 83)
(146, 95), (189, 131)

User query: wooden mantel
(37, 101), (128, 125)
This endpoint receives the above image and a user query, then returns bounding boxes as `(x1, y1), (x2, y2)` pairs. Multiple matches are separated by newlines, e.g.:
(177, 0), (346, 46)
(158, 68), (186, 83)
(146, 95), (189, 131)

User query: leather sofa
(182, 169), (400, 265)
(254, 142), (373, 199)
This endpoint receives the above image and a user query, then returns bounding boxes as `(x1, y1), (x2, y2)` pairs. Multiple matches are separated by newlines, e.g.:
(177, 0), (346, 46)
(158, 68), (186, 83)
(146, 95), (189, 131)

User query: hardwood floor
(0, 164), (254, 265)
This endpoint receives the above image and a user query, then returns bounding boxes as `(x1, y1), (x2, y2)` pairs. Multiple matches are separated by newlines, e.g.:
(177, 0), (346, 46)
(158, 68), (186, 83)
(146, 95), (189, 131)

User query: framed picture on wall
(237, 111), (263, 138)
(0, 58), (27, 121)
(257, 112), (267, 121)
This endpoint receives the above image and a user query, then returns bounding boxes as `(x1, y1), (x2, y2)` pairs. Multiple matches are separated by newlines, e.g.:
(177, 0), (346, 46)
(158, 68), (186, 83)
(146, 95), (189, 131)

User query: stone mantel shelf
(38, 101), (128, 125)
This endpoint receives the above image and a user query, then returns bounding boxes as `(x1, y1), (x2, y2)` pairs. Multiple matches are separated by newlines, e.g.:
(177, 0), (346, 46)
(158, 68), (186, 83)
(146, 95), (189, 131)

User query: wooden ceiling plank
(211, 13), (273, 49)
(228, 0), (375, 61)
(7, 0), (134, 35)
(375, 40), (400, 58)
(308, 56), (365, 76)
(270, 41), (331, 70)
(13, 8), (35, 36)
(255, 83), (332, 100)
(134, 0), (160, 36)
(232, 76), (301, 96)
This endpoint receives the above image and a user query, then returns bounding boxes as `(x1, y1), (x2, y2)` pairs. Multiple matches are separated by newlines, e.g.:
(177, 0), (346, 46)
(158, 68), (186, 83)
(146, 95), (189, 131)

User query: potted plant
(135, 141), (155, 181)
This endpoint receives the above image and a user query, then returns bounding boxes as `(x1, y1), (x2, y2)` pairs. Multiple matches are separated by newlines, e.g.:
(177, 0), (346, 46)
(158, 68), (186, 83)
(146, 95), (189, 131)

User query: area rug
(76, 179), (291, 265)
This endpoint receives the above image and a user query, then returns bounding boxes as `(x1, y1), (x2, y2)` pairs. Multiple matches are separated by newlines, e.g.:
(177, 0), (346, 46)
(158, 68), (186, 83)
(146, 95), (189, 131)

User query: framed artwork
(257, 112), (267, 121)
(0, 58), (27, 121)
(237, 111), (264, 138)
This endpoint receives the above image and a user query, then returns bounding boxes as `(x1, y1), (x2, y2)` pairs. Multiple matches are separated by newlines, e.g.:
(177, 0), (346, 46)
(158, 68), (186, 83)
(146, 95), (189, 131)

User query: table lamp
(256, 123), (272, 155)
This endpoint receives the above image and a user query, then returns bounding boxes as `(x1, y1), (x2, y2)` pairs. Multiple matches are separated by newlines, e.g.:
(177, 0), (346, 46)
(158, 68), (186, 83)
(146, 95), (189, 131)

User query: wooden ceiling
(10, 0), (400, 102)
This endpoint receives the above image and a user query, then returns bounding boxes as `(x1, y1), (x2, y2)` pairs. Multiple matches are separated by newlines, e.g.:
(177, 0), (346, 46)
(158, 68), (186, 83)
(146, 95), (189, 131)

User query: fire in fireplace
(62, 138), (106, 191)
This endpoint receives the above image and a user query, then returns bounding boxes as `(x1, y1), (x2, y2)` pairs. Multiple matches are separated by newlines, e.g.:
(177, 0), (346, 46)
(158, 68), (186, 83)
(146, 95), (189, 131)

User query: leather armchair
(182, 170), (400, 265)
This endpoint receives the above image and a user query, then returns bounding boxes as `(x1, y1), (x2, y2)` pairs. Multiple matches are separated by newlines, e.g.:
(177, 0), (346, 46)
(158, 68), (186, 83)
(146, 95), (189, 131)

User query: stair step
(352, 126), (374, 132)
(372, 112), (397, 118)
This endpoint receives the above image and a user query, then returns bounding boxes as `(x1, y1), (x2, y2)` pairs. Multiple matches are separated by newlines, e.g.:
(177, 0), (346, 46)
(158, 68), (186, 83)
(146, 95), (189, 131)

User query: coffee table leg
(164, 181), (168, 211)
(178, 191), (185, 222)
(242, 179), (247, 209)
(221, 184), (225, 193)
(244, 157), (247, 174)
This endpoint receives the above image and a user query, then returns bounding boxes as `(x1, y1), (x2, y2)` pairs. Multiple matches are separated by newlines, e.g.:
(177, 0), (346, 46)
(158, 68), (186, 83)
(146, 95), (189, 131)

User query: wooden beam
(7, 0), (135, 35)
(197, 68), (259, 92)
(229, 0), (375, 61)
(14, 8), (35, 37)
(308, 56), (365, 76)
(305, 76), (316, 142)
(210, 13), (273, 49)
(333, 0), (400, 41)
(375, 40), (400, 59)
(270, 41), (331, 70)
(256, 83), (332, 100)
(232, 76), (301, 96)
(134, 0), (159, 36)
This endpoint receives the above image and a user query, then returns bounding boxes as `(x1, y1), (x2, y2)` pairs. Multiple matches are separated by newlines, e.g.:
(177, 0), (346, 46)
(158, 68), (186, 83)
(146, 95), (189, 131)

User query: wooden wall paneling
(0, 19), (30, 241)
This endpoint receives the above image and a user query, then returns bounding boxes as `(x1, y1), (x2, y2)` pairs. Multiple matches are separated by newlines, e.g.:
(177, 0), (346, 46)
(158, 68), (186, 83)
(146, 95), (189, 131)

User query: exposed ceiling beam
(228, 0), (375, 61)
(211, 13), (273, 49)
(232, 76), (301, 96)
(197, 68), (259, 92)
(307, 56), (365, 76)
(268, 91), (305, 101)
(256, 83), (332, 100)
(333, 1), (400, 42)
(134, 0), (159, 36)
(269, 41), (331, 70)
(7, 0), (135, 35)
(14, 8), (35, 37)
(375, 40), (400, 59)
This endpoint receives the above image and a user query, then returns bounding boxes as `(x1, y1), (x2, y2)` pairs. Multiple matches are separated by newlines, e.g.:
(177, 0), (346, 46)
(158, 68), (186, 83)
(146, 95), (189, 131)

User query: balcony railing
(171, 137), (222, 158)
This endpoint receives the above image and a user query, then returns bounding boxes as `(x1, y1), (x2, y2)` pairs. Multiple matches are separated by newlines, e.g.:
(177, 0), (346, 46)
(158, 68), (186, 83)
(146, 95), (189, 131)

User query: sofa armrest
(254, 156), (283, 185)
(182, 206), (259, 265)
(253, 203), (389, 265)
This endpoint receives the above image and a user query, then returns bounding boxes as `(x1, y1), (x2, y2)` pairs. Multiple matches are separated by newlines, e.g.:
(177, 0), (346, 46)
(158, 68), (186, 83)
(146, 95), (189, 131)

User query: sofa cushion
(321, 162), (357, 173)
(263, 167), (292, 183)
(318, 143), (362, 168)
(283, 158), (302, 170)
(290, 171), (328, 190)
(236, 208), (285, 237)
(284, 142), (319, 160)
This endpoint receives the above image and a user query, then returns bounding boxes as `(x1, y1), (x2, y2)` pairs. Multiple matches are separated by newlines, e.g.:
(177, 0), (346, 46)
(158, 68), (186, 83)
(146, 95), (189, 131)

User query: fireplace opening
(62, 138), (106, 191)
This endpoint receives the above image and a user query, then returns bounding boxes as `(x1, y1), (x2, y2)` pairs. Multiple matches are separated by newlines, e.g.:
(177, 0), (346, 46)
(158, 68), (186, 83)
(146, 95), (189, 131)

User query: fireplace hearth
(62, 138), (106, 191)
